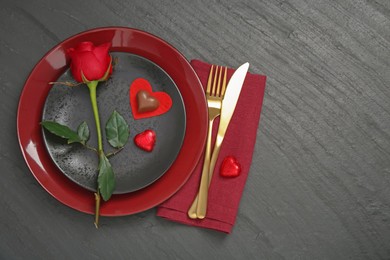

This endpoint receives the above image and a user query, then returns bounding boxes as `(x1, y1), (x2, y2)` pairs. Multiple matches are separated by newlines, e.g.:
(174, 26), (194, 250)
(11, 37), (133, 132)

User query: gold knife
(196, 62), (250, 219)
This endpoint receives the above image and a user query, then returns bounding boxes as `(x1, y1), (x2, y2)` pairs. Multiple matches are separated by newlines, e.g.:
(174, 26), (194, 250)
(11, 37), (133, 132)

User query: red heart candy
(130, 78), (172, 119)
(220, 156), (241, 178)
(134, 129), (156, 152)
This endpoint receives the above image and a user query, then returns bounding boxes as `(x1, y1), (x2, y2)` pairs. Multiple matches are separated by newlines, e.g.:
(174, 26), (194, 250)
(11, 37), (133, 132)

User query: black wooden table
(1, 0), (389, 259)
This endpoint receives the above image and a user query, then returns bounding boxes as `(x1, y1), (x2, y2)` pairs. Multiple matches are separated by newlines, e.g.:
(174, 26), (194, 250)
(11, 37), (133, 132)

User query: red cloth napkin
(156, 59), (267, 233)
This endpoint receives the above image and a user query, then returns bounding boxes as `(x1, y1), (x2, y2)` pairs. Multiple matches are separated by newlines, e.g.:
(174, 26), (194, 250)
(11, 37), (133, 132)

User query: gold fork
(188, 65), (227, 219)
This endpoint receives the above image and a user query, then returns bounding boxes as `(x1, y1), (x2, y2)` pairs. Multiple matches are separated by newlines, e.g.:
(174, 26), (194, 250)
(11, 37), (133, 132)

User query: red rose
(67, 41), (112, 83)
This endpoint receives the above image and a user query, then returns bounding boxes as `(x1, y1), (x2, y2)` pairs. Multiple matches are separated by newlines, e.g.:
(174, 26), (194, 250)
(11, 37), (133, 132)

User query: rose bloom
(67, 41), (112, 83)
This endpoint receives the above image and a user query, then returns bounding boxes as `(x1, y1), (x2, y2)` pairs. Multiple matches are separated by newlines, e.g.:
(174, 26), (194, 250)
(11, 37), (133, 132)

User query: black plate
(42, 52), (186, 194)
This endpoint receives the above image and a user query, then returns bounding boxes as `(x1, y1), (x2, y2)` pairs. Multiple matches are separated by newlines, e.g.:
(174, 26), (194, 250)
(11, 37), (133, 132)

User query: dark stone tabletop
(1, 0), (389, 259)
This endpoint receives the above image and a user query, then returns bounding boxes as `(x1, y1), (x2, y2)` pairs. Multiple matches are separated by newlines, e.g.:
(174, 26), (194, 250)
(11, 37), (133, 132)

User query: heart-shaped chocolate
(134, 129), (156, 152)
(129, 78), (173, 119)
(136, 90), (160, 113)
(220, 156), (241, 178)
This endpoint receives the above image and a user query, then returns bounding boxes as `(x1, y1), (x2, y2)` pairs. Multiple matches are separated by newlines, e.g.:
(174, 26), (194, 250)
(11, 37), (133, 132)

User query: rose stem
(87, 80), (103, 228)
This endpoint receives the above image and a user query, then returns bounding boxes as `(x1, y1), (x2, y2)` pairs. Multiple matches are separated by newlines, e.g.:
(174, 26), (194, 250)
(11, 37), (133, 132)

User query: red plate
(17, 27), (207, 216)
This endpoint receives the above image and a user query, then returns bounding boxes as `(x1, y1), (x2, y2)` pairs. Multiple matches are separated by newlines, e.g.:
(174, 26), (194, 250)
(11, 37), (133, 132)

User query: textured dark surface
(1, 0), (390, 259)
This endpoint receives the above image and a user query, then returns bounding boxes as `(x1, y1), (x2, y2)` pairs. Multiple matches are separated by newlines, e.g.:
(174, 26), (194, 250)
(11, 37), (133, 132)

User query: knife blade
(196, 62), (249, 219)
(216, 62), (249, 141)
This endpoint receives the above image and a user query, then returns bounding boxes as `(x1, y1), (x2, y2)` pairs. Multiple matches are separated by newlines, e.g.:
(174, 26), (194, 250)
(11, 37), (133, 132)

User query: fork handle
(187, 119), (213, 219)
(187, 194), (198, 219)
(196, 133), (223, 218)
(188, 133), (223, 219)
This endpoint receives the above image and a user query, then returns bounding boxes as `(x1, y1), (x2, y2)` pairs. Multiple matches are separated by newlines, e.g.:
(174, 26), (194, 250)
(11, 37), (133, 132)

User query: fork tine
(211, 65), (219, 96)
(221, 67), (227, 96)
(206, 65), (214, 95)
(216, 66), (223, 96)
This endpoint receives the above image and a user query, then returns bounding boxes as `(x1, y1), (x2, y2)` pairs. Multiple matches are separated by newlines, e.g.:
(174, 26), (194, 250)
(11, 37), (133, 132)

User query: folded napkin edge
(157, 207), (233, 234)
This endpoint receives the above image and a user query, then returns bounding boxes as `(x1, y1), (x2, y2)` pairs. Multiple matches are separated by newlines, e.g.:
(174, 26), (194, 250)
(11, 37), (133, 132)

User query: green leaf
(98, 153), (115, 201)
(77, 121), (90, 144)
(105, 110), (129, 148)
(41, 121), (81, 144)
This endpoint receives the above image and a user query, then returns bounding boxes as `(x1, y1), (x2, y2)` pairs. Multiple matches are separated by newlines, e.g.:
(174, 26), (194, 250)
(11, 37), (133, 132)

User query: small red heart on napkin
(220, 156), (241, 178)
(129, 78), (172, 119)
(134, 129), (156, 152)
